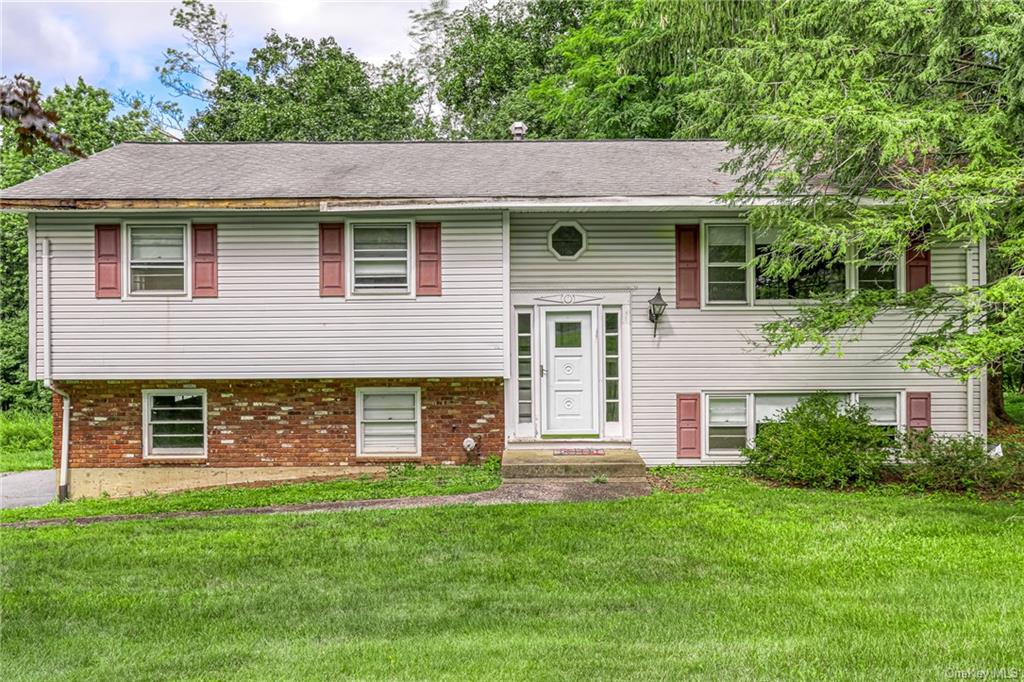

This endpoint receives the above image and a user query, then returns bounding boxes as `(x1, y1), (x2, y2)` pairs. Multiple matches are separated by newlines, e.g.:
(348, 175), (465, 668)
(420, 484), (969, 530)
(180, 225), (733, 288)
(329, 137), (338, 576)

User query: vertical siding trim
(675, 224), (700, 308)
(27, 215), (36, 380)
(94, 224), (121, 298)
(416, 222), (442, 295)
(191, 224), (218, 297)
(501, 210), (512, 381)
(676, 393), (701, 458)
(906, 233), (931, 291)
(907, 392), (932, 430)
(319, 223), (345, 297)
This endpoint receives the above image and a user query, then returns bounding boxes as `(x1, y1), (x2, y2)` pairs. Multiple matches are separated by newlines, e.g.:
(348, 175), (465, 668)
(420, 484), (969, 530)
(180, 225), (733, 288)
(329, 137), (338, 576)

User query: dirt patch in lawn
(3, 480), (651, 529)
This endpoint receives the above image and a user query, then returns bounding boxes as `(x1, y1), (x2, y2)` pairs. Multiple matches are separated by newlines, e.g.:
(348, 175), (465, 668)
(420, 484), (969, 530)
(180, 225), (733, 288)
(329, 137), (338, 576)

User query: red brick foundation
(52, 378), (504, 469)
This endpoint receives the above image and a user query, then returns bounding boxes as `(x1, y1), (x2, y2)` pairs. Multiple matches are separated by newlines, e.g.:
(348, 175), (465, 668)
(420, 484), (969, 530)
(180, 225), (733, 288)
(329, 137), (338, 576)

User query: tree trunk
(987, 362), (1011, 426)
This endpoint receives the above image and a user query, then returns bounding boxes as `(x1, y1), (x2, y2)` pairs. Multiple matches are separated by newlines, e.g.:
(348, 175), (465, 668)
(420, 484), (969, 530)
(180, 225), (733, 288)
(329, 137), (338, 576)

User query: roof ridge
(116, 138), (727, 146)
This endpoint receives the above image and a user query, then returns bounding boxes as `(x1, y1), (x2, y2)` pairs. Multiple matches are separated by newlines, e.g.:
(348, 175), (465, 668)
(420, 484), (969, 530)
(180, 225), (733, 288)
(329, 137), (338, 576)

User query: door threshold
(506, 438), (632, 449)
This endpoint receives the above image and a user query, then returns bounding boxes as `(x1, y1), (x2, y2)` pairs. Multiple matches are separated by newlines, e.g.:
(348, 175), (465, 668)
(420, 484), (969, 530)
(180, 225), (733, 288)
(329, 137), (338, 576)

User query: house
(1, 140), (986, 499)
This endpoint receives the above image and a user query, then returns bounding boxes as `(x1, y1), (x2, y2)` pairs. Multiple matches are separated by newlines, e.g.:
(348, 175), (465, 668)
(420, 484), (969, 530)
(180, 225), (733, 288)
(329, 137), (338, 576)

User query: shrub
(896, 430), (1024, 496)
(743, 392), (892, 488)
(0, 410), (52, 452)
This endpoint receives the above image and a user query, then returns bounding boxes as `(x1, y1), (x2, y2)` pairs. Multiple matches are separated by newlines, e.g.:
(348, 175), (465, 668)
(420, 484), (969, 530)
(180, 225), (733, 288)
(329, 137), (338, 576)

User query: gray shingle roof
(1, 140), (741, 202)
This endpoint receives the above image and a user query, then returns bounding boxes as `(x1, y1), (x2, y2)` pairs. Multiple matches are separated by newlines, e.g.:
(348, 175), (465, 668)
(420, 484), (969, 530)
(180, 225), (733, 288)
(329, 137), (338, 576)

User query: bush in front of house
(743, 392), (893, 488)
(896, 430), (1024, 496)
(0, 410), (52, 452)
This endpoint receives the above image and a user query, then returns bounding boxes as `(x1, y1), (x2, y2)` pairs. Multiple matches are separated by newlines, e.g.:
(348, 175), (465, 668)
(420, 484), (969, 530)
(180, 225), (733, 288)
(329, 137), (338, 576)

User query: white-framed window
(142, 389), (207, 459)
(604, 309), (621, 423)
(707, 395), (750, 452)
(547, 221), (587, 260)
(350, 221), (413, 293)
(356, 387), (421, 457)
(704, 391), (903, 455)
(854, 258), (900, 291)
(516, 311), (533, 424)
(702, 222), (900, 306)
(705, 223), (749, 304)
(127, 223), (189, 295)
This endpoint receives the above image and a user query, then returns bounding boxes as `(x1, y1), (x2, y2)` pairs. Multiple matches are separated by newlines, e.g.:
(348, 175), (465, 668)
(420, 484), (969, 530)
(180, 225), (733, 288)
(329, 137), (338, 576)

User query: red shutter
(416, 222), (442, 296)
(906, 233), (931, 291)
(677, 393), (702, 458)
(319, 223), (345, 296)
(676, 224), (700, 308)
(192, 224), (218, 297)
(94, 224), (121, 298)
(907, 392), (932, 430)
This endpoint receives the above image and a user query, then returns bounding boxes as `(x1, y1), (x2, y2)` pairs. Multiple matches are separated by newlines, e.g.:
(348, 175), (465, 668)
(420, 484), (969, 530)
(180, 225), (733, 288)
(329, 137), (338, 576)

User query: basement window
(704, 391), (904, 455)
(143, 389), (207, 459)
(357, 388), (421, 457)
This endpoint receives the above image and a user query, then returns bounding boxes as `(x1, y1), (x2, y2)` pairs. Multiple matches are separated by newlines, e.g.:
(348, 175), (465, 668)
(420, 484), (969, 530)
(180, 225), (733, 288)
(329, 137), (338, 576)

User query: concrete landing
(501, 448), (647, 482)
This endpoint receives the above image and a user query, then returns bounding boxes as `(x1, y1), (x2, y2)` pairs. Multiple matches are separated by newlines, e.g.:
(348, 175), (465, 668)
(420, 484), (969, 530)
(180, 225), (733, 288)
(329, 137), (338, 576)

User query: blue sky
(1, 1), (460, 120)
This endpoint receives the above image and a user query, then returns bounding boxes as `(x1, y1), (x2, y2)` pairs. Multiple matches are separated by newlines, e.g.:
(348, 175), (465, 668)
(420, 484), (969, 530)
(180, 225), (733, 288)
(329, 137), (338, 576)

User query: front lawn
(2, 468), (1021, 680)
(0, 461), (502, 524)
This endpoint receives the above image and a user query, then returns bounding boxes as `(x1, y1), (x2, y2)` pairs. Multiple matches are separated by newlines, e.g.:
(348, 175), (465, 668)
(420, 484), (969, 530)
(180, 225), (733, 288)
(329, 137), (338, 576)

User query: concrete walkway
(3, 479), (651, 529)
(0, 469), (57, 509)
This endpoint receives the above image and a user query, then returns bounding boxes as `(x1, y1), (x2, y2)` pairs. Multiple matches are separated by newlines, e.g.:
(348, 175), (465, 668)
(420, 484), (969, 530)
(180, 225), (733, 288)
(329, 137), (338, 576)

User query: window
(856, 259), (898, 291)
(517, 312), (533, 423)
(704, 223), (898, 305)
(357, 388), (421, 456)
(859, 393), (900, 438)
(708, 396), (748, 451)
(555, 321), (582, 347)
(754, 230), (844, 301)
(706, 224), (748, 303)
(605, 311), (620, 422)
(351, 222), (411, 293)
(547, 222), (586, 260)
(143, 390), (206, 458)
(705, 391), (903, 454)
(129, 224), (187, 293)
(754, 393), (809, 427)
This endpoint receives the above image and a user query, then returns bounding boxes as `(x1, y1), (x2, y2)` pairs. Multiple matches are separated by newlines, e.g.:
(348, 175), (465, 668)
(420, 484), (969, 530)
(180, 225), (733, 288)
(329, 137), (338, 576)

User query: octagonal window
(548, 222), (586, 260)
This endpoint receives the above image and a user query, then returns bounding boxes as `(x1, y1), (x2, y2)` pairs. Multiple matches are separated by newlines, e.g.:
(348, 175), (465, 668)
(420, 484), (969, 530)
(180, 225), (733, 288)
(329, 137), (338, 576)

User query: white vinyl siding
(33, 212), (504, 378)
(357, 388), (421, 457)
(350, 222), (411, 293)
(509, 212), (981, 465)
(128, 223), (187, 294)
(143, 389), (207, 459)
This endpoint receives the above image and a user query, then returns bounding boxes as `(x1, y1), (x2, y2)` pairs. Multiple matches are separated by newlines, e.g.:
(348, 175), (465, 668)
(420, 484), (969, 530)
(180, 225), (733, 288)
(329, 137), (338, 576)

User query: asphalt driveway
(0, 469), (56, 509)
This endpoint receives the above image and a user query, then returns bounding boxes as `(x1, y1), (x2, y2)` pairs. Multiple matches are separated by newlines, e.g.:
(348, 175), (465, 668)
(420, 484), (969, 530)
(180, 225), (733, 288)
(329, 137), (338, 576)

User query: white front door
(543, 310), (596, 436)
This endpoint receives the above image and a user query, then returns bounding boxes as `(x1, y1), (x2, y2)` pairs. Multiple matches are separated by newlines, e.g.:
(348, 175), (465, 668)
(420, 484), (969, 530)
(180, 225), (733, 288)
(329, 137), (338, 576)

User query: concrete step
(501, 448), (647, 481)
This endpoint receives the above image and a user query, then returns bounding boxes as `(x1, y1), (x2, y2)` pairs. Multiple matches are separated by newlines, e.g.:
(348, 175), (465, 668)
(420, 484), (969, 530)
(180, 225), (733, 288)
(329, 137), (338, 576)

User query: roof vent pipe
(509, 121), (528, 141)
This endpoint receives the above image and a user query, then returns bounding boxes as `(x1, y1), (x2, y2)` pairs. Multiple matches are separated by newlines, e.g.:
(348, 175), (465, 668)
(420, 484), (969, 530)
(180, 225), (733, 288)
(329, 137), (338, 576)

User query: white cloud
(1, 0), (468, 96)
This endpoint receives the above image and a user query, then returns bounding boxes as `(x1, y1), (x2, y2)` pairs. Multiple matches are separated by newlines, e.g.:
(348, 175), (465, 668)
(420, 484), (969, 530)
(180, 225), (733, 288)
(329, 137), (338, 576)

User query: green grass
(0, 411), (52, 472)
(0, 461), (502, 524)
(2, 468), (1021, 681)
(1006, 390), (1024, 425)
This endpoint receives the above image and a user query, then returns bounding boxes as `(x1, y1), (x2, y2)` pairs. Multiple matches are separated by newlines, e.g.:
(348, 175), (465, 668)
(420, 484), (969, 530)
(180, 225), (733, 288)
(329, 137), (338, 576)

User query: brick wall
(52, 378), (504, 468)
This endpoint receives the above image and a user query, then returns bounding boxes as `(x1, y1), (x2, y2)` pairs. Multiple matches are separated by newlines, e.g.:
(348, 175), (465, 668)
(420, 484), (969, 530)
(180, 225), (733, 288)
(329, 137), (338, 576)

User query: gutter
(41, 238), (71, 501)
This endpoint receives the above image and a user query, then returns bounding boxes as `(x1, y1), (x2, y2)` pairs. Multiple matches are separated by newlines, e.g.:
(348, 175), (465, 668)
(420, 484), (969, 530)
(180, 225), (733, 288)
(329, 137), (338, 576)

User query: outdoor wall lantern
(648, 288), (667, 337)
